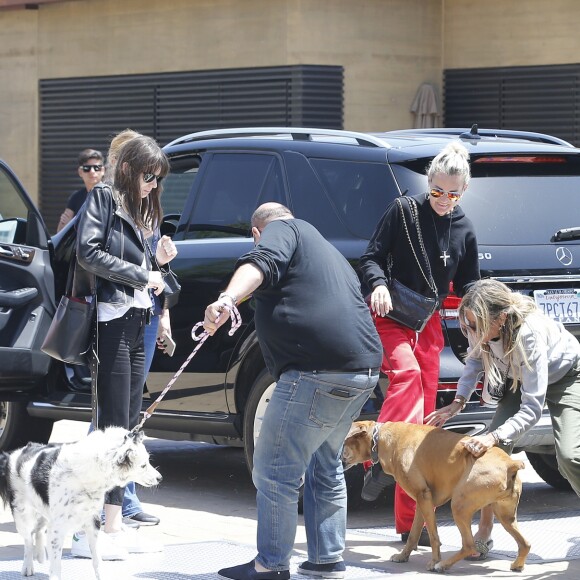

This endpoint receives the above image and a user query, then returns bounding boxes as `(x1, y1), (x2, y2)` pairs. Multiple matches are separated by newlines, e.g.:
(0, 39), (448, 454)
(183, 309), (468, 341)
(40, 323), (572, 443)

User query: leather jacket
(75, 184), (150, 305)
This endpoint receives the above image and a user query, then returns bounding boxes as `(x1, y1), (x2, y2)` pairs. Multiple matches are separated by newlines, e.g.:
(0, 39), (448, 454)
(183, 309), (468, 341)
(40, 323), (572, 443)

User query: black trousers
(93, 307), (147, 505)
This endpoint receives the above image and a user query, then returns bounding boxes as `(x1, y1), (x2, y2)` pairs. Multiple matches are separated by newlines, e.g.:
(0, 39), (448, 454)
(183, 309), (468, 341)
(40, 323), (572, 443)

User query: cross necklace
(431, 210), (454, 267)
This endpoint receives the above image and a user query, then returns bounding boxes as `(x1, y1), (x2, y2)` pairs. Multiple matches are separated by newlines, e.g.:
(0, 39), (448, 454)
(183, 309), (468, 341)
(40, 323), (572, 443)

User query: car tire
(0, 400), (54, 452)
(526, 451), (572, 491)
(242, 369), (276, 476)
(242, 369), (368, 512)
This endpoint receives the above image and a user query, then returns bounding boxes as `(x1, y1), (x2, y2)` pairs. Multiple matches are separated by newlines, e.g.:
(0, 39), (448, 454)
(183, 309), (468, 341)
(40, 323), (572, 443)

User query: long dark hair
(113, 135), (170, 230)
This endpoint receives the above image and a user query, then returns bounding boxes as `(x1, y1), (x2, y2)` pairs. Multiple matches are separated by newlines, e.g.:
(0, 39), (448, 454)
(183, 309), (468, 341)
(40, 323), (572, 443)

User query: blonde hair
(459, 279), (537, 391)
(105, 129), (142, 182)
(427, 141), (471, 187)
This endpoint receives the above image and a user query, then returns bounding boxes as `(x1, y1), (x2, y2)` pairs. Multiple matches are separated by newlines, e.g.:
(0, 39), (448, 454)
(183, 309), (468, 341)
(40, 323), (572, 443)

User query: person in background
(56, 148), (105, 232)
(204, 202), (382, 580)
(104, 129), (177, 528)
(426, 279), (580, 560)
(72, 135), (169, 560)
(358, 142), (480, 545)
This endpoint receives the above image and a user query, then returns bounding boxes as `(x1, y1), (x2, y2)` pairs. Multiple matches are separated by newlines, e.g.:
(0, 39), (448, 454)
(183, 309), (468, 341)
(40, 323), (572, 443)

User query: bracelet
(452, 396), (467, 411)
(218, 292), (237, 305)
(489, 430), (500, 445)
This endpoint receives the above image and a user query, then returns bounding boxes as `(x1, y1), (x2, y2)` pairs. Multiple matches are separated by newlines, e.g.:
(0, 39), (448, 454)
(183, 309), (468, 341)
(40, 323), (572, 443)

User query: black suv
(1, 126), (579, 492)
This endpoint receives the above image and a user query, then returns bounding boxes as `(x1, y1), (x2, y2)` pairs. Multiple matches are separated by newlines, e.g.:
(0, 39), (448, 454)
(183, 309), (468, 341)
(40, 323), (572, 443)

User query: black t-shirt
(359, 194), (480, 300)
(236, 219), (383, 380)
(66, 188), (89, 214)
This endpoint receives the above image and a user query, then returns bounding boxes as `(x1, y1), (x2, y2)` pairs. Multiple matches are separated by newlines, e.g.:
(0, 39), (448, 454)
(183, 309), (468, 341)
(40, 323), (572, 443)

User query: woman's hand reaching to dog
(425, 400), (464, 427)
(426, 404), (498, 457)
(461, 434), (497, 457)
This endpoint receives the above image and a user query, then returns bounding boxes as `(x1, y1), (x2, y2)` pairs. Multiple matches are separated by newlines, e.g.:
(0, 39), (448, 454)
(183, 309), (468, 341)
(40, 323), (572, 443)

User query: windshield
(392, 159), (580, 245)
(462, 175), (580, 245)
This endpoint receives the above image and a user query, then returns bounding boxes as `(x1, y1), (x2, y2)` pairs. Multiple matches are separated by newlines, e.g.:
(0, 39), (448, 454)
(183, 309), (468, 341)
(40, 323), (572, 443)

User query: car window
(285, 151), (358, 239)
(309, 158), (395, 239)
(162, 154), (201, 217)
(392, 157), (580, 245)
(463, 175), (580, 245)
(0, 166), (28, 244)
(185, 153), (286, 239)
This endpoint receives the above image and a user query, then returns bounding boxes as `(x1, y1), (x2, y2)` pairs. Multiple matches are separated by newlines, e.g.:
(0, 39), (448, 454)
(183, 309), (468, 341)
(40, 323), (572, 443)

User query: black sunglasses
(143, 173), (163, 184)
(81, 164), (103, 173)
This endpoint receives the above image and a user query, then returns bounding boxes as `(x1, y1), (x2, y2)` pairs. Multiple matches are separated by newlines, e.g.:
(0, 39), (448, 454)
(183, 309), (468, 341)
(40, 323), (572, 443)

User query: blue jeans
(121, 313), (159, 517)
(253, 369), (379, 571)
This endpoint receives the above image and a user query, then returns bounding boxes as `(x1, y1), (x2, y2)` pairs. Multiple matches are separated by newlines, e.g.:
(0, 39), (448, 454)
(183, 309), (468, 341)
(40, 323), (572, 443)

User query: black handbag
(387, 278), (438, 332)
(160, 266), (181, 309)
(386, 197), (439, 332)
(41, 254), (95, 365)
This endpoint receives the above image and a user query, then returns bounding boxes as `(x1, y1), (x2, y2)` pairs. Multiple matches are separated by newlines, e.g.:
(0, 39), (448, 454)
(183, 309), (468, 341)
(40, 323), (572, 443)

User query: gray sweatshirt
(456, 312), (580, 443)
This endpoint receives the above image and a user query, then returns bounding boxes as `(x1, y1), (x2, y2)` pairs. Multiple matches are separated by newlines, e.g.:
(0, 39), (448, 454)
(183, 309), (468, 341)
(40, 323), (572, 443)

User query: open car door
(0, 160), (54, 389)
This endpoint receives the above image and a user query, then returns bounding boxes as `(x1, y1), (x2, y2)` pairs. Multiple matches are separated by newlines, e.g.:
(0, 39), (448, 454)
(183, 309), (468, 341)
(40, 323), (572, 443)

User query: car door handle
(0, 287), (38, 308)
(0, 246), (14, 257)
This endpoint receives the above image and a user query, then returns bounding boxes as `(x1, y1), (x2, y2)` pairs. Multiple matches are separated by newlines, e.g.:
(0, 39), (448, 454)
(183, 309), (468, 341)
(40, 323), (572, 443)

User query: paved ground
(1, 420), (580, 578)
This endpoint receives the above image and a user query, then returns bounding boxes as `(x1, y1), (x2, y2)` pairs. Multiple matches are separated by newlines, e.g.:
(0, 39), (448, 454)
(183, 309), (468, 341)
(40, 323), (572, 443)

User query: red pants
(375, 311), (444, 533)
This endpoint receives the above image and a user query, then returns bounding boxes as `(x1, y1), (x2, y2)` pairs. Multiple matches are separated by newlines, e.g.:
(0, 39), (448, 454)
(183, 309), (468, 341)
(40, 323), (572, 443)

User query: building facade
(1, 0), (580, 211)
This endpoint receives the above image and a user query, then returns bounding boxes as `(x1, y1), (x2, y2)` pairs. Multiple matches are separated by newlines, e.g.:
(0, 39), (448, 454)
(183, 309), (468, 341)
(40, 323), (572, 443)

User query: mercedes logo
(556, 246), (573, 266)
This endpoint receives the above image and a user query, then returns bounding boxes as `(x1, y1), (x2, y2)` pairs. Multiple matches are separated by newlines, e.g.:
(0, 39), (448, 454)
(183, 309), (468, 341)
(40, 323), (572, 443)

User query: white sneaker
(107, 526), (163, 554)
(71, 531), (128, 560)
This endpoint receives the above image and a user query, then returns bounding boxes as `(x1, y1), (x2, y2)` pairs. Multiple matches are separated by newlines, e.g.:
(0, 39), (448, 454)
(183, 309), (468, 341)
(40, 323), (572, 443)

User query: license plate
(533, 289), (580, 323)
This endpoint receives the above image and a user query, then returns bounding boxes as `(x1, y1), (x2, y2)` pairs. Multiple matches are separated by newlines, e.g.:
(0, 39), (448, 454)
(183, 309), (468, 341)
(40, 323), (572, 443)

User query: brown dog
(343, 421), (530, 572)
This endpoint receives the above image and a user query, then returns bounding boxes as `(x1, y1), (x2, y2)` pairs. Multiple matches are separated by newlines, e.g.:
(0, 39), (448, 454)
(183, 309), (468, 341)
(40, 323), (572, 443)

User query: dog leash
(131, 303), (242, 434)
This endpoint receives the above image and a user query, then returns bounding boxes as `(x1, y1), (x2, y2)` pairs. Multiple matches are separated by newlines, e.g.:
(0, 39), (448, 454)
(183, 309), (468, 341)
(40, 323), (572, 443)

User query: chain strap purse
(385, 197), (438, 332)
(144, 236), (181, 310)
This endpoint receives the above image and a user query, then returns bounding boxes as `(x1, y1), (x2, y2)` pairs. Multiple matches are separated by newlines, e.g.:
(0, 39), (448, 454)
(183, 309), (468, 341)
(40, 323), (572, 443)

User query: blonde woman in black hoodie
(359, 142), (480, 543)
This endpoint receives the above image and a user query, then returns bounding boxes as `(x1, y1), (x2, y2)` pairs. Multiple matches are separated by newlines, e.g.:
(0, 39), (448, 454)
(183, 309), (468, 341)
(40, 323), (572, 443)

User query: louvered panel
(444, 64), (580, 147)
(39, 65), (343, 233)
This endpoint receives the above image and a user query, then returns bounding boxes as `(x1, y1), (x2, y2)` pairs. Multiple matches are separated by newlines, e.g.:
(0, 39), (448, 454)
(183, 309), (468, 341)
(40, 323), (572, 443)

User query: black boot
(360, 463), (395, 501)
(401, 528), (431, 547)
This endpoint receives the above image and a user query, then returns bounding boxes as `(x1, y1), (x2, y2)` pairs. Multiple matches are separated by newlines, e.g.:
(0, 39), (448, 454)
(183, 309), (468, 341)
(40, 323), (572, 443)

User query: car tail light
(437, 380), (484, 399)
(473, 155), (567, 163)
(440, 293), (461, 320)
(437, 381), (458, 392)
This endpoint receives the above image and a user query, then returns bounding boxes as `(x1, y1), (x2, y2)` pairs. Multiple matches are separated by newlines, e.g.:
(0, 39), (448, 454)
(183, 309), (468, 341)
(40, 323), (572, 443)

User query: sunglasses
(429, 187), (462, 202)
(81, 164), (103, 173)
(143, 173), (163, 184)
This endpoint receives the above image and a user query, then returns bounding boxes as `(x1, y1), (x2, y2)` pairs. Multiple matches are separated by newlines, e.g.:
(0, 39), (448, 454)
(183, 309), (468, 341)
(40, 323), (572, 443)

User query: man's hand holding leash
(203, 262), (264, 336)
(203, 293), (237, 336)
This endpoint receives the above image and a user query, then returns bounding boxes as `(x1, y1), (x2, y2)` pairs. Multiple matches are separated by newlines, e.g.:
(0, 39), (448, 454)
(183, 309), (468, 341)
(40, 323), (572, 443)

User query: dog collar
(371, 422), (382, 464)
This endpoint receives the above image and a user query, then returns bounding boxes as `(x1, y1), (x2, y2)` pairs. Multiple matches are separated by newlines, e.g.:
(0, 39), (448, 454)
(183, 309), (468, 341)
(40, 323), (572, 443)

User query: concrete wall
(0, 0), (443, 202)
(444, 0), (580, 69)
(0, 9), (39, 198)
(2, 0), (580, 203)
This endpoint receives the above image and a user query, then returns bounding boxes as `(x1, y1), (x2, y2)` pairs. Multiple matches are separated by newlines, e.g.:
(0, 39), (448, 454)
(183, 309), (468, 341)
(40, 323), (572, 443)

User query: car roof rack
(165, 127), (392, 149)
(386, 126), (573, 147)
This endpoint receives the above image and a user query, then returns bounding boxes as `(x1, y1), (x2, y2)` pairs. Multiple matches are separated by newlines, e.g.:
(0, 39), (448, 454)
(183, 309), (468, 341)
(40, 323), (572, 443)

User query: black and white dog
(0, 427), (162, 580)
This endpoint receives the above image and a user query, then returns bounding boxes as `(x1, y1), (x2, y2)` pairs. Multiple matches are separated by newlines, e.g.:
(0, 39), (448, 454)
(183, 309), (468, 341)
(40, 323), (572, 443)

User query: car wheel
(242, 369), (276, 475)
(526, 451), (572, 491)
(242, 370), (368, 511)
(0, 401), (54, 452)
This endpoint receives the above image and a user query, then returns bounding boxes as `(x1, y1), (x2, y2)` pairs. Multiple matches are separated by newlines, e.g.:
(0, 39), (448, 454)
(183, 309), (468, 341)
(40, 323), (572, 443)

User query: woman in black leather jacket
(75, 135), (169, 554)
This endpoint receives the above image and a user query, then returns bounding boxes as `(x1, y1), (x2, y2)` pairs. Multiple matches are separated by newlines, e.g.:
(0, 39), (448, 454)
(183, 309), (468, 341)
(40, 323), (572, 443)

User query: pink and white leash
(132, 303), (242, 432)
